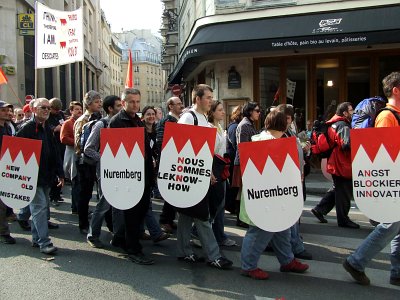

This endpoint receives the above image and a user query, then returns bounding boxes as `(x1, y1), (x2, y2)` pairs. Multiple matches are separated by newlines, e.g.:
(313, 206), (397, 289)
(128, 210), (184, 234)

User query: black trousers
(77, 163), (97, 229)
(315, 175), (352, 225)
(124, 186), (151, 254)
(159, 201), (176, 225)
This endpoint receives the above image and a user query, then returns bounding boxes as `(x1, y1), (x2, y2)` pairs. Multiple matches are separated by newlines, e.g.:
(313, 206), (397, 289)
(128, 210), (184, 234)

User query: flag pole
(8, 83), (23, 107)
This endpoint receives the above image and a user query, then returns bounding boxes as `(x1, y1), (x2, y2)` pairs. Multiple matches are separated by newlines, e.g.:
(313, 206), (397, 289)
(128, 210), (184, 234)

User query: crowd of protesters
(1, 72), (400, 286)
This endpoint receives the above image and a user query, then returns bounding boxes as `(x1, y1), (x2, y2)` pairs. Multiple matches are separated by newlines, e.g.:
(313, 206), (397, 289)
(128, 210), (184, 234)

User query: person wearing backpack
(343, 72), (400, 286)
(85, 95), (122, 248)
(73, 90), (102, 234)
(323, 102), (360, 229)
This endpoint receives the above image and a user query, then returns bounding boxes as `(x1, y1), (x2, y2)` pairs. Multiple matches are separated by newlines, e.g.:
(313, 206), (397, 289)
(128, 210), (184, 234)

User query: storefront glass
(316, 58), (339, 120)
(347, 56), (370, 106)
(287, 59), (307, 131)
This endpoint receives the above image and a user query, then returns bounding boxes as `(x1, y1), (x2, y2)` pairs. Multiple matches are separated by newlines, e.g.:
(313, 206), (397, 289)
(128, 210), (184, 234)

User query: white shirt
(178, 108), (210, 127)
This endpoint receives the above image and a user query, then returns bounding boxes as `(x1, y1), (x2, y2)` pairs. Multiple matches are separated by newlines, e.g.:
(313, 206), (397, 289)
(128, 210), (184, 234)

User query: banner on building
(0, 136), (41, 209)
(351, 127), (400, 223)
(100, 128), (145, 210)
(35, 2), (83, 69)
(239, 137), (303, 232)
(158, 122), (216, 208)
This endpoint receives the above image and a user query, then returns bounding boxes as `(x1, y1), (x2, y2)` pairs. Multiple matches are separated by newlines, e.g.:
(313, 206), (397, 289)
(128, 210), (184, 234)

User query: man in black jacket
(17, 98), (64, 254)
(108, 88), (154, 265)
(0, 100), (16, 244)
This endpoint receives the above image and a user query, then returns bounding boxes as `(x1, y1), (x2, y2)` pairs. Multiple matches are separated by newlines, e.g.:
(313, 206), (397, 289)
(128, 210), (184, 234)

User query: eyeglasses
(17, 114), (23, 117)
(253, 109), (261, 113)
(39, 106), (51, 110)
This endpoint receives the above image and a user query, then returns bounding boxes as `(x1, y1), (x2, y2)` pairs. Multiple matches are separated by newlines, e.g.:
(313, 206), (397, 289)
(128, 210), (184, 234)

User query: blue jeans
(212, 201), (228, 245)
(18, 193), (50, 221)
(347, 222), (400, 279)
(30, 186), (52, 249)
(177, 213), (221, 261)
(290, 222), (305, 255)
(141, 201), (163, 240)
(241, 225), (293, 271)
(87, 185), (110, 239)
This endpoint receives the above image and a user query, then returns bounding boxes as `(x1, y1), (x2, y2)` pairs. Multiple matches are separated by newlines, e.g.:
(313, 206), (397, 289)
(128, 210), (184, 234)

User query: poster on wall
(35, 2), (83, 69)
(239, 137), (303, 232)
(158, 122), (216, 208)
(0, 136), (41, 209)
(100, 128), (144, 210)
(351, 127), (400, 223)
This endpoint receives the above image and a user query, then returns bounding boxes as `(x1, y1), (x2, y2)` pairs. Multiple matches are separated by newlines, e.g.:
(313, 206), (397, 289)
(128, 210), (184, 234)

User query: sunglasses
(253, 109), (261, 113)
(39, 106), (51, 110)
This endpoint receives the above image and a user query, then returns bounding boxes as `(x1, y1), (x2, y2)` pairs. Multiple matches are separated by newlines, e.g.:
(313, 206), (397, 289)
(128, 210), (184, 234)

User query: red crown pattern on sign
(0, 136), (42, 164)
(162, 122), (216, 156)
(100, 128), (144, 157)
(238, 136), (300, 174)
(351, 127), (400, 163)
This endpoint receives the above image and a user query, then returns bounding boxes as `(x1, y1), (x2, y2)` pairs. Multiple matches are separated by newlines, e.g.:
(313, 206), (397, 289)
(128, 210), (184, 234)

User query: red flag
(125, 50), (133, 88)
(0, 68), (8, 85)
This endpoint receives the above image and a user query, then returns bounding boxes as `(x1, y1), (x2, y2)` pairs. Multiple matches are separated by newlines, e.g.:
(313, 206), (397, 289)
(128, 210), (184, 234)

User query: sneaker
(40, 244), (58, 255)
(294, 250), (313, 260)
(0, 234), (16, 244)
(153, 232), (170, 243)
(219, 238), (237, 247)
(87, 237), (104, 248)
(241, 268), (270, 280)
(390, 277), (400, 286)
(280, 259), (309, 273)
(128, 252), (155, 265)
(343, 260), (370, 285)
(50, 199), (60, 207)
(208, 257), (233, 270)
(160, 223), (173, 234)
(177, 254), (205, 263)
(17, 220), (31, 231)
(311, 208), (328, 223)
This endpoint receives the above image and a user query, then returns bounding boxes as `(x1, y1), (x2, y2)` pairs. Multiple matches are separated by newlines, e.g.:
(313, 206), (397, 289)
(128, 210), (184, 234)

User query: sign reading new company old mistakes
(0, 136), (41, 209)
(351, 127), (400, 223)
(100, 128), (144, 210)
(239, 137), (303, 232)
(158, 122), (216, 208)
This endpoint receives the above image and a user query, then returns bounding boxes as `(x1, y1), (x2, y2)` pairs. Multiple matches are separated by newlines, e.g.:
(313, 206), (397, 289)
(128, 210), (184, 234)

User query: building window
(134, 65), (139, 72)
(135, 78), (140, 86)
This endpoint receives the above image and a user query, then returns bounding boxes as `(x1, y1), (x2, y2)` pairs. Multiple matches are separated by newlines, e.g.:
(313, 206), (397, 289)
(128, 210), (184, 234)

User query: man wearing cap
(73, 90), (102, 234)
(17, 98), (64, 254)
(0, 100), (16, 244)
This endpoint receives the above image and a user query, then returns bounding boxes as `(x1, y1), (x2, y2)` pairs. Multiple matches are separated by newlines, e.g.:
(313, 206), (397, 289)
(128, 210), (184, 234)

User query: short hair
(276, 104), (294, 119)
(49, 98), (63, 110)
(121, 88), (141, 100)
(69, 101), (83, 111)
(382, 72), (400, 98)
(33, 98), (49, 108)
(166, 96), (180, 111)
(230, 105), (243, 122)
(103, 95), (121, 114)
(191, 84), (213, 104)
(336, 102), (352, 116)
(264, 110), (288, 132)
(142, 105), (156, 116)
(242, 101), (258, 118)
(83, 90), (101, 108)
(207, 100), (222, 123)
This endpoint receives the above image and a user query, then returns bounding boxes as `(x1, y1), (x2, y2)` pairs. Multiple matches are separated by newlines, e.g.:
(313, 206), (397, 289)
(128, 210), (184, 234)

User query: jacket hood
(326, 114), (349, 125)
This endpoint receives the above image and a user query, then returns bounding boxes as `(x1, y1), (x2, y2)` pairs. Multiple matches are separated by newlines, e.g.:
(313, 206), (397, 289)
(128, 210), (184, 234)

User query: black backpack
(310, 120), (334, 159)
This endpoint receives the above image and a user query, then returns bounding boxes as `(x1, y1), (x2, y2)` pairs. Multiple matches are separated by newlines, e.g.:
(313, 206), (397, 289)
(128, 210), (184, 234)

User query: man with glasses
(17, 98), (64, 254)
(156, 96), (184, 233)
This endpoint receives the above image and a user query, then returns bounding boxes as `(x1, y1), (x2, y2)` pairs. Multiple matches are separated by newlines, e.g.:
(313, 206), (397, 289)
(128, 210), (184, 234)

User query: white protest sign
(35, 2), (83, 69)
(0, 136), (41, 209)
(158, 122), (216, 208)
(351, 127), (400, 223)
(239, 137), (303, 232)
(100, 128), (144, 210)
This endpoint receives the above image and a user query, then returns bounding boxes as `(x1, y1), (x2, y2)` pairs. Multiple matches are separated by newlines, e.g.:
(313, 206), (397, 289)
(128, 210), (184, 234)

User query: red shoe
(280, 259), (309, 273)
(241, 268), (270, 280)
